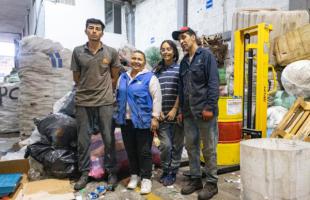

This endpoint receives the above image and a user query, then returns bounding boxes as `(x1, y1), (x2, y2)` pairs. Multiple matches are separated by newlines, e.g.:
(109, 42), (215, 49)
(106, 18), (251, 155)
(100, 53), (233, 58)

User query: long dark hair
(153, 40), (179, 73)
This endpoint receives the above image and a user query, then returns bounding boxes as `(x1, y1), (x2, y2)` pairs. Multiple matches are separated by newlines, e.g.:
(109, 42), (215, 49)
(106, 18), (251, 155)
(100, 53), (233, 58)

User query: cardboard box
(0, 159), (29, 200)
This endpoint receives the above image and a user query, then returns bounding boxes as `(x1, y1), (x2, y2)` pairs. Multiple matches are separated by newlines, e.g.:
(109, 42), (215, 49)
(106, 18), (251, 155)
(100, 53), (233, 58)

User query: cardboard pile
(0, 159), (74, 200)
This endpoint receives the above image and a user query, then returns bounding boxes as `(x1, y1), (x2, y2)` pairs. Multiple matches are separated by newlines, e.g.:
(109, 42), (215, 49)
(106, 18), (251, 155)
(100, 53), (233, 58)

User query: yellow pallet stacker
(234, 23), (275, 139)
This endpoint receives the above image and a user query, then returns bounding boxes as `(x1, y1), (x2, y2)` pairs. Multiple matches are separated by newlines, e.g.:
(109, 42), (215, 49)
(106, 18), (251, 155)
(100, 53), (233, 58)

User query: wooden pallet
(271, 98), (310, 142)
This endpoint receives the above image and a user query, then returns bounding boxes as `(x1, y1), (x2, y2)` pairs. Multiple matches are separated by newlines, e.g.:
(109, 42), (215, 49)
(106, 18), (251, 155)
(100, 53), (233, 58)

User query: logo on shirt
(102, 57), (110, 65)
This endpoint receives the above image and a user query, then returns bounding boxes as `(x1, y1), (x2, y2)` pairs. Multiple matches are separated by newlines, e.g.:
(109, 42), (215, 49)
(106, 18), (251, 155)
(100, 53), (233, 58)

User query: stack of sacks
(17, 36), (73, 137)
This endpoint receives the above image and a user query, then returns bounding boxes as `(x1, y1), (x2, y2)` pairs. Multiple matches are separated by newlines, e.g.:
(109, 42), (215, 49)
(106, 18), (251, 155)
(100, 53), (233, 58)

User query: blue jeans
(184, 116), (218, 183)
(158, 122), (184, 174)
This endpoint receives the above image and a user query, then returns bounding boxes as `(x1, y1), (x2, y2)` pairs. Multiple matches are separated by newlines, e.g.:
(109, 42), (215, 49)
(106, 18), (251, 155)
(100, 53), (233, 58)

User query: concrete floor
(75, 167), (241, 200)
(0, 134), (241, 199)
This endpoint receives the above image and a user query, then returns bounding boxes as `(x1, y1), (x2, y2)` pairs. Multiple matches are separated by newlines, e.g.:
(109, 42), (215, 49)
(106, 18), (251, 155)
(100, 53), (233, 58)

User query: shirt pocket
(98, 58), (110, 75)
(190, 64), (205, 82)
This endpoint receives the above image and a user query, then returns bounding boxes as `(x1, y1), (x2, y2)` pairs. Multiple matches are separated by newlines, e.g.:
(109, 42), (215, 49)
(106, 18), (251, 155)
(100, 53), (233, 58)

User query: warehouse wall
(28, 0), (45, 37)
(134, 0), (178, 50)
(43, 0), (127, 50)
(134, 0), (290, 50)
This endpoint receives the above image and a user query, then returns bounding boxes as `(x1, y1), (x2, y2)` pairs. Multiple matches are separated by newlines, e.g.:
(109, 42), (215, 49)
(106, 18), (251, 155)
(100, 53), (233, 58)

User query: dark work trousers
(121, 120), (154, 179)
(76, 105), (116, 174)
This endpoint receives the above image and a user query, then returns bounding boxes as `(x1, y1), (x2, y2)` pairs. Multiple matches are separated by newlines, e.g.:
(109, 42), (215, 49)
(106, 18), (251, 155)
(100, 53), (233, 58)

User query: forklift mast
(233, 23), (273, 138)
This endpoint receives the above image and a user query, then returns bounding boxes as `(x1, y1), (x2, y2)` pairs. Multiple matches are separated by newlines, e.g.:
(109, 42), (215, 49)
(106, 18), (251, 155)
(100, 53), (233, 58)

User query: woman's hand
(159, 112), (165, 122)
(166, 107), (177, 121)
(151, 117), (159, 131)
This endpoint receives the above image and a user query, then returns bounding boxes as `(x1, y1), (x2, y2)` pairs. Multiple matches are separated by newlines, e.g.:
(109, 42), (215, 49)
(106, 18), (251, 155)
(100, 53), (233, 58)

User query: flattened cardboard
(21, 179), (74, 200)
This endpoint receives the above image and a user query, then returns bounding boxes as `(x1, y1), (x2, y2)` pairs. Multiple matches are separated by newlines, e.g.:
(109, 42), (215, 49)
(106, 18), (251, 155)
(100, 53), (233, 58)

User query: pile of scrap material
(17, 36), (73, 137)
(199, 34), (228, 67)
(274, 24), (310, 66)
(232, 9), (309, 65)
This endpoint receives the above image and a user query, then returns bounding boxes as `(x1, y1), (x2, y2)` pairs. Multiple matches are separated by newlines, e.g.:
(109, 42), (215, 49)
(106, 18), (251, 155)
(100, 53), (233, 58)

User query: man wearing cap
(71, 18), (121, 190)
(172, 27), (219, 199)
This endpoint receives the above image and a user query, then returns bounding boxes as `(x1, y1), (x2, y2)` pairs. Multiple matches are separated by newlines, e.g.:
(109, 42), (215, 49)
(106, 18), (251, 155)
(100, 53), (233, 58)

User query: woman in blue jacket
(114, 50), (162, 194)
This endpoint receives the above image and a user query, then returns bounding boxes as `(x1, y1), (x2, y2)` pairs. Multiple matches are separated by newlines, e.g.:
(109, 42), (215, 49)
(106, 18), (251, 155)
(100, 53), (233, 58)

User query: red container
(218, 121), (242, 143)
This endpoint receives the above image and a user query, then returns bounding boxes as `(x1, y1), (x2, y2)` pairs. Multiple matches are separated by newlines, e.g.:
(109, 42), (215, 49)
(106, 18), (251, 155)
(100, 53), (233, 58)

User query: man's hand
(167, 107), (177, 121)
(177, 113), (183, 124)
(151, 117), (159, 131)
(202, 110), (213, 121)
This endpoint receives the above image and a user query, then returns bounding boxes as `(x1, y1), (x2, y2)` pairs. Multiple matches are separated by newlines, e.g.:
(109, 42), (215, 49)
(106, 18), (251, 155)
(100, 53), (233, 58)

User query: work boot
(74, 171), (89, 190)
(181, 178), (203, 195)
(198, 182), (218, 200)
(107, 173), (118, 190)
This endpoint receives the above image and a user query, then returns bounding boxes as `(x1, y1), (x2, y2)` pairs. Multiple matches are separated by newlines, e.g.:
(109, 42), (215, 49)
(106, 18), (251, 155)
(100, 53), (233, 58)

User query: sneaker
(159, 172), (168, 183)
(163, 173), (176, 186)
(140, 178), (152, 195)
(198, 182), (218, 200)
(127, 174), (139, 190)
(74, 171), (89, 190)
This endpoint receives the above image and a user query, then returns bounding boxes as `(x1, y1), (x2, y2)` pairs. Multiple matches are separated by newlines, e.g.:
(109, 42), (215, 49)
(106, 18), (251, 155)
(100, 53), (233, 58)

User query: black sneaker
(74, 171), (89, 190)
(107, 173), (118, 190)
(181, 178), (203, 195)
(198, 182), (218, 200)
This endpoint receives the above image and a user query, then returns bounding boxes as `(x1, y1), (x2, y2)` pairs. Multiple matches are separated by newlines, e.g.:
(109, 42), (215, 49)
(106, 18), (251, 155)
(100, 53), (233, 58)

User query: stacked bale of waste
(17, 36), (73, 137)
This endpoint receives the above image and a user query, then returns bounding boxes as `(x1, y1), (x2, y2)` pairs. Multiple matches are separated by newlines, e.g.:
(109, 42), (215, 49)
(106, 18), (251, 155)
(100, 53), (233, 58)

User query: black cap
(172, 26), (196, 40)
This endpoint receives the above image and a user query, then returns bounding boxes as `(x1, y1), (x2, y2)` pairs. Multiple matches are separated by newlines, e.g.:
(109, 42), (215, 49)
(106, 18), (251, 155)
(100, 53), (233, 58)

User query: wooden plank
(274, 98), (302, 131)
(294, 117), (310, 140)
(290, 111), (309, 135)
(300, 99), (310, 110)
(271, 130), (288, 138)
(284, 109), (304, 133)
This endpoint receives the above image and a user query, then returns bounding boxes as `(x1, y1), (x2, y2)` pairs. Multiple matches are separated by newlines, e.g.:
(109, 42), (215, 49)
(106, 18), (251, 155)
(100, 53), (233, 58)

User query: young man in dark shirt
(71, 18), (121, 190)
(172, 27), (219, 200)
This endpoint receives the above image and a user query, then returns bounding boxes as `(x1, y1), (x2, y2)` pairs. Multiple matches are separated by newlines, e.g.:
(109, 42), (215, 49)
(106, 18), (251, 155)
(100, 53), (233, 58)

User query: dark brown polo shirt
(71, 43), (121, 107)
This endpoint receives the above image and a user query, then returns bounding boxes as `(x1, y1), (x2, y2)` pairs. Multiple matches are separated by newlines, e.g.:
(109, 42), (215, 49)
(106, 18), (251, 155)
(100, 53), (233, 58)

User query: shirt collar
(127, 68), (150, 79)
(184, 47), (203, 62)
(83, 42), (104, 51)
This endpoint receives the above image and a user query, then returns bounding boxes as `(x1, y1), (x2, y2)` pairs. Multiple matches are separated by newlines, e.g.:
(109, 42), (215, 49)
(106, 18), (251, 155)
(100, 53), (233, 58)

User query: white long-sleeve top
(116, 68), (162, 119)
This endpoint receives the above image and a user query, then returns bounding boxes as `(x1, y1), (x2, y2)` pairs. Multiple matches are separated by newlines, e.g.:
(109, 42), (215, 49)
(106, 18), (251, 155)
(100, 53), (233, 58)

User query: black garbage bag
(25, 141), (78, 179)
(34, 113), (77, 148)
(58, 89), (76, 117)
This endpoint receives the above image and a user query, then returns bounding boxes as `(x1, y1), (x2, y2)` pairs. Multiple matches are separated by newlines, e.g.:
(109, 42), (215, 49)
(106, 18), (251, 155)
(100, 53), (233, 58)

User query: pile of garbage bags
(25, 113), (78, 179)
(25, 90), (161, 179)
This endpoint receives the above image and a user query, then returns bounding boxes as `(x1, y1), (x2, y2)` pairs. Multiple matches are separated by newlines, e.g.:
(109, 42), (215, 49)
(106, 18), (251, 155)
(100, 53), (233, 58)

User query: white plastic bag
(267, 106), (288, 129)
(281, 60), (310, 98)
